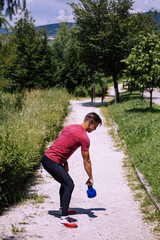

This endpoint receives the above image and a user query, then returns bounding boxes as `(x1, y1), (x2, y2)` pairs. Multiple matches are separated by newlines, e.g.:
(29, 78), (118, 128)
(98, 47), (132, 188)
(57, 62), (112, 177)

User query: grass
(11, 224), (26, 235)
(29, 193), (49, 204)
(106, 91), (160, 202)
(0, 88), (70, 209)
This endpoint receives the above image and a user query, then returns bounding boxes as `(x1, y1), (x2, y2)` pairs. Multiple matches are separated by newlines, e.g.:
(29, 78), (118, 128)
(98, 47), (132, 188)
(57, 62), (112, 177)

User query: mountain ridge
(0, 22), (75, 36)
(0, 12), (160, 36)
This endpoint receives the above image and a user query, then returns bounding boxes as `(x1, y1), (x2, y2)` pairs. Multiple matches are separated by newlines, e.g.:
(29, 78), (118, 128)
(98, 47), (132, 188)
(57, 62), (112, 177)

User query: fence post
(91, 84), (95, 103)
(102, 85), (105, 103)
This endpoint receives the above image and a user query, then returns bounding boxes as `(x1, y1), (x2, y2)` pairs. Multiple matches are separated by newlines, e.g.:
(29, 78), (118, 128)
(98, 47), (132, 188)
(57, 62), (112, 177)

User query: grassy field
(102, 91), (160, 203)
(0, 88), (70, 209)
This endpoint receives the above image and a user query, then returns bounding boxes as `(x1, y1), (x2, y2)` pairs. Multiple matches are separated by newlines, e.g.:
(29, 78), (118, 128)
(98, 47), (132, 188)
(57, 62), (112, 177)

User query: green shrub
(88, 83), (107, 98)
(0, 88), (69, 208)
(95, 83), (104, 97)
(73, 85), (89, 97)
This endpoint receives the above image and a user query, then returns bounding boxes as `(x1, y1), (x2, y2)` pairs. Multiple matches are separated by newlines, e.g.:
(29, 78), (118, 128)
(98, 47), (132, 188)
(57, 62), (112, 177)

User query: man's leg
(56, 170), (74, 216)
(42, 155), (74, 216)
(42, 155), (78, 228)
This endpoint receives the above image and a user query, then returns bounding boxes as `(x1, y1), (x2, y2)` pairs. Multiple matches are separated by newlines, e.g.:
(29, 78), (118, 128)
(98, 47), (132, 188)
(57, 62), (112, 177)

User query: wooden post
(102, 85), (105, 102)
(91, 84), (95, 102)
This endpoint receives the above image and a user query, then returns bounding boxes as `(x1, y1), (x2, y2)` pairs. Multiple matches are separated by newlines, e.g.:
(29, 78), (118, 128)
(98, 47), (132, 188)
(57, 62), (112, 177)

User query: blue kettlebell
(87, 183), (97, 198)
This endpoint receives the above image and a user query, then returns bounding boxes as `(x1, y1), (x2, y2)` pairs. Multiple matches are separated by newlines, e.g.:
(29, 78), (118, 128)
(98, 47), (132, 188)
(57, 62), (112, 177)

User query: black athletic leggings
(41, 154), (74, 216)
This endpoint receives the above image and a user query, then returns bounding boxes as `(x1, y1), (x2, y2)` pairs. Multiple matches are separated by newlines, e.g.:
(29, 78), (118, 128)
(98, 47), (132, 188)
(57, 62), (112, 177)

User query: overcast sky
(9, 0), (160, 26)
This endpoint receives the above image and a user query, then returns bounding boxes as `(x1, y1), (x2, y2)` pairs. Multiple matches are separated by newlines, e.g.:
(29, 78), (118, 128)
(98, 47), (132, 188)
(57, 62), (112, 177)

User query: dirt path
(0, 95), (159, 240)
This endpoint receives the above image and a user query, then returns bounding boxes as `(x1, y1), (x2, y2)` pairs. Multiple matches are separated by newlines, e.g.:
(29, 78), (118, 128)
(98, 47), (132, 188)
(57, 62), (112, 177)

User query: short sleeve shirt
(45, 124), (90, 164)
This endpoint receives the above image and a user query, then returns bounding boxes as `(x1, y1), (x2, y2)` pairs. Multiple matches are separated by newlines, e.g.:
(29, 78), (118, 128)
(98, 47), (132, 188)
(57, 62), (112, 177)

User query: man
(42, 112), (102, 228)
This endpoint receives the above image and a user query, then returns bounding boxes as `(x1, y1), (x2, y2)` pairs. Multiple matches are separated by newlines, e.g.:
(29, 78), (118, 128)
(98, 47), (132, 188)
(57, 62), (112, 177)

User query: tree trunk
(150, 89), (153, 111)
(141, 91), (144, 101)
(113, 75), (119, 103)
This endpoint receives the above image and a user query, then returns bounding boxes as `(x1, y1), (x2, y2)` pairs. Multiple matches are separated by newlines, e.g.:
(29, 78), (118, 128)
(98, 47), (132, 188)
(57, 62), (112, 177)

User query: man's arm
(81, 151), (93, 185)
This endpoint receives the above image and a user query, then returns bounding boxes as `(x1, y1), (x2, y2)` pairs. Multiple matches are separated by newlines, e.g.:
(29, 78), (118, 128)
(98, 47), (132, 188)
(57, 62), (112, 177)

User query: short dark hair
(84, 112), (102, 126)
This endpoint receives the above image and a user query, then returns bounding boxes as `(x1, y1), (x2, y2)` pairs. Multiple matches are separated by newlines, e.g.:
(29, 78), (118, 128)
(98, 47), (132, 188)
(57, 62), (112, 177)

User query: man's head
(83, 112), (102, 133)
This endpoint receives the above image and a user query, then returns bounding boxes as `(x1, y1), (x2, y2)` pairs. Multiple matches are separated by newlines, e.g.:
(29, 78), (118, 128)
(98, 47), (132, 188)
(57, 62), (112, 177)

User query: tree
(69, 0), (134, 102)
(0, 0), (26, 27)
(51, 23), (91, 92)
(1, 10), (53, 91)
(69, 0), (159, 103)
(126, 10), (160, 49)
(0, 13), (10, 28)
(123, 33), (160, 110)
(0, 0), (26, 19)
(0, 33), (16, 89)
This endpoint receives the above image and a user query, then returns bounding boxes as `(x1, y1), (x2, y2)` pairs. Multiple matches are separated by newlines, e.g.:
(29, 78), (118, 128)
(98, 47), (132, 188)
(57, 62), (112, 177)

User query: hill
(0, 22), (75, 36)
(36, 22), (75, 36)
(0, 12), (160, 36)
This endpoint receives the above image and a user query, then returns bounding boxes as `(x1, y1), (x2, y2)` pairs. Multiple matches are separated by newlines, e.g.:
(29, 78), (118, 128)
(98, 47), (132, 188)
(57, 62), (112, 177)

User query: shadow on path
(80, 102), (106, 108)
(48, 207), (106, 219)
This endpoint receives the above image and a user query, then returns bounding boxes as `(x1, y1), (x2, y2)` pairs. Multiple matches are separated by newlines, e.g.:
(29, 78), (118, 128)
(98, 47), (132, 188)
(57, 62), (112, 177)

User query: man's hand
(86, 178), (94, 186)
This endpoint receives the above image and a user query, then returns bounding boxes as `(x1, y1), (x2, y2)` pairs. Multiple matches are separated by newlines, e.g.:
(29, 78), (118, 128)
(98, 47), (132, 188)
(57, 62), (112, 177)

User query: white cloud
(131, 0), (160, 13)
(4, 0), (160, 27)
(56, 9), (74, 22)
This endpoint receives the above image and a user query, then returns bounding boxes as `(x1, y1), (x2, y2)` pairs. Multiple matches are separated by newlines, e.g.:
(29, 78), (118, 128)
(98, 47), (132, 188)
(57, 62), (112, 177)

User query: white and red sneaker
(59, 217), (78, 228)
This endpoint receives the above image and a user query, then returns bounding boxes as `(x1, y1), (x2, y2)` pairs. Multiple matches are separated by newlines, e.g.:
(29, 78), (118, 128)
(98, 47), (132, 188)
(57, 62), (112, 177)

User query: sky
(8, 0), (160, 26)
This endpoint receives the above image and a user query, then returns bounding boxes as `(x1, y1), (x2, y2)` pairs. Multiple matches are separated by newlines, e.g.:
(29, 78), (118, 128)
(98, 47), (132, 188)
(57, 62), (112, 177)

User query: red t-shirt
(45, 124), (90, 164)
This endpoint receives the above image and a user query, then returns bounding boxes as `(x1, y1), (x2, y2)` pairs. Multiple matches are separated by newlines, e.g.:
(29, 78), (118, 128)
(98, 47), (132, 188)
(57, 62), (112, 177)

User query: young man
(42, 112), (102, 228)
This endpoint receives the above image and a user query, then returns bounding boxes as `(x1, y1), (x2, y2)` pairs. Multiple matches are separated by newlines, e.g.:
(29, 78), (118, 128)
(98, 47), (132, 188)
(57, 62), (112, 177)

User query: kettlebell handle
(88, 182), (93, 189)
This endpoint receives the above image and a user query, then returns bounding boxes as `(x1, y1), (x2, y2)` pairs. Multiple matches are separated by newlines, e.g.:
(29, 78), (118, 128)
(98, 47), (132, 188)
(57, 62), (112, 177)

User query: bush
(0, 88), (70, 208)
(88, 83), (107, 98)
(95, 83), (104, 97)
(73, 85), (89, 97)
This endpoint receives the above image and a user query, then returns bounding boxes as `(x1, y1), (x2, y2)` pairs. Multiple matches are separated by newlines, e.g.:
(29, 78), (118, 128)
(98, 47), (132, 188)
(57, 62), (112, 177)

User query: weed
(11, 224), (26, 235)
(29, 193), (49, 204)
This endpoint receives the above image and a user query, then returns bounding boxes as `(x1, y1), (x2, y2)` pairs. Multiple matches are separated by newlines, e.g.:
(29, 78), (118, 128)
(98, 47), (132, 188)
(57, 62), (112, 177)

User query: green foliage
(0, 88), (69, 208)
(95, 83), (104, 97)
(0, 0), (26, 27)
(51, 23), (92, 92)
(72, 71), (107, 97)
(69, 0), (159, 103)
(108, 92), (160, 202)
(73, 85), (89, 97)
(127, 11), (159, 48)
(0, 10), (54, 92)
(123, 33), (160, 109)
(1, 3), (159, 96)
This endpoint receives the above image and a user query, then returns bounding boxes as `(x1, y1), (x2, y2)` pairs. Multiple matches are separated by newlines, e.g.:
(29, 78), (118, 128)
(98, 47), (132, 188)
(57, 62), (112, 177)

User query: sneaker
(59, 217), (78, 228)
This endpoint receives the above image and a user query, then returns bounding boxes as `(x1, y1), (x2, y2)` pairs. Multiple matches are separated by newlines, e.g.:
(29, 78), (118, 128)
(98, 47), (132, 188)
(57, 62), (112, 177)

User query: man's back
(45, 124), (90, 164)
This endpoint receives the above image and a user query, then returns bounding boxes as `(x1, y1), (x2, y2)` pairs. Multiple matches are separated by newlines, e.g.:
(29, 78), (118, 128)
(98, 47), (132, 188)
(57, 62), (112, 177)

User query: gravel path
(0, 89), (159, 240)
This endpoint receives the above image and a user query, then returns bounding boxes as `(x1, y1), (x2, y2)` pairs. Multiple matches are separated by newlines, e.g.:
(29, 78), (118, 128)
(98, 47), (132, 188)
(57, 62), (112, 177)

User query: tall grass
(0, 88), (70, 208)
(105, 91), (160, 202)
